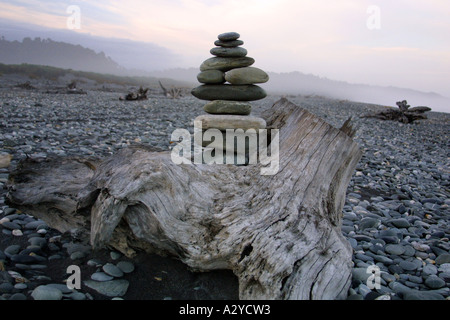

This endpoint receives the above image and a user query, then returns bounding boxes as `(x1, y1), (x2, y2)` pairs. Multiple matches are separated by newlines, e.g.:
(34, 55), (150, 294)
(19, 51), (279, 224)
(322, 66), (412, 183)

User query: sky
(0, 0), (449, 98)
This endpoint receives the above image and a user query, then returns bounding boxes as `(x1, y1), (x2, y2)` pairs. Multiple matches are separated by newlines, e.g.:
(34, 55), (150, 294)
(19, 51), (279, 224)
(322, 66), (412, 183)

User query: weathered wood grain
(6, 98), (362, 300)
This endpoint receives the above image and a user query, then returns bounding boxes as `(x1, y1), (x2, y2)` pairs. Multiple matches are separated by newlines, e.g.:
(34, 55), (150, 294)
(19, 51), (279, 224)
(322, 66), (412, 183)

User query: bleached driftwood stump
(6, 98), (362, 300)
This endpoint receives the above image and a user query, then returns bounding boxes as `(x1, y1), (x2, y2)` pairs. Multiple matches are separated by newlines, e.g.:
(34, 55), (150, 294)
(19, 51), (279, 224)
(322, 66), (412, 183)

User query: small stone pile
(191, 32), (269, 163)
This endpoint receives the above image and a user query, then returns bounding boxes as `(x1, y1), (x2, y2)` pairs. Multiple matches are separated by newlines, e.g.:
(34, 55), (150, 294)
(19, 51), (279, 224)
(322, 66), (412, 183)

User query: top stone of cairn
(218, 32), (240, 42)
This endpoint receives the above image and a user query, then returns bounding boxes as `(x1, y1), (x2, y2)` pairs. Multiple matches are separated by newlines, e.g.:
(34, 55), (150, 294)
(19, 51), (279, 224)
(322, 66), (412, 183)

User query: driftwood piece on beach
(362, 100), (431, 124)
(6, 98), (362, 300)
(119, 86), (148, 101)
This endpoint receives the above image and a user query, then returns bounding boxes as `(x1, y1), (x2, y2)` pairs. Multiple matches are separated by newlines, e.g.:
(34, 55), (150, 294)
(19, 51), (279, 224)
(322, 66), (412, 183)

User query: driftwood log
(119, 86), (148, 101)
(362, 100), (431, 123)
(6, 98), (362, 300)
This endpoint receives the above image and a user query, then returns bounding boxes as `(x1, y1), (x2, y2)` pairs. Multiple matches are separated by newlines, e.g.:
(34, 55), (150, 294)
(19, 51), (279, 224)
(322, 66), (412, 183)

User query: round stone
(399, 260), (418, 271)
(191, 84), (266, 101)
(102, 263), (124, 278)
(195, 114), (266, 131)
(224, 67), (269, 85)
(83, 279), (129, 297)
(31, 285), (63, 300)
(197, 70), (225, 84)
(203, 100), (252, 115)
(385, 244), (406, 256)
(4, 244), (21, 258)
(12, 229), (23, 236)
(422, 264), (438, 276)
(390, 218), (410, 228)
(91, 272), (114, 282)
(218, 32), (240, 41)
(28, 237), (47, 248)
(9, 293), (27, 300)
(435, 253), (450, 265)
(424, 275), (445, 289)
(116, 261), (135, 274)
(214, 39), (244, 47)
(200, 57), (255, 72)
(359, 217), (380, 230)
(210, 46), (247, 58)
(1, 221), (21, 230)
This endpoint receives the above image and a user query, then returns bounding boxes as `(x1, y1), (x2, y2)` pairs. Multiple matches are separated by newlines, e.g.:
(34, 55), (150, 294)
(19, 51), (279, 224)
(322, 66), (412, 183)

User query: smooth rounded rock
(225, 67), (269, 85)
(83, 279), (129, 297)
(390, 218), (410, 228)
(1, 221), (21, 230)
(203, 100), (251, 115)
(191, 84), (266, 101)
(210, 46), (247, 58)
(218, 32), (240, 41)
(31, 285), (63, 300)
(197, 70), (225, 84)
(91, 272), (114, 282)
(116, 261), (135, 274)
(200, 57), (255, 72)
(424, 275), (445, 289)
(399, 260), (418, 271)
(195, 114), (266, 131)
(385, 244), (406, 256)
(102, 263), (124, 278)
(435, 253), (450, 265)
(214, 39), (244, 47)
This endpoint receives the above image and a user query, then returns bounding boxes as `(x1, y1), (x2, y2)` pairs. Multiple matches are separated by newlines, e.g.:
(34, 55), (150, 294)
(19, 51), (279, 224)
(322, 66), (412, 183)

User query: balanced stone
(200, 57), (255, 72)
(218, 32), (240, 41)
(210, 46), (247, 57)
(214, 39), (244, 47)
(197, 70), (225, 84)
(203, 100), (251, 115)
(191, 84), (266, 101)
(195, 114), (266, 131)
(225, 67), (269, 85)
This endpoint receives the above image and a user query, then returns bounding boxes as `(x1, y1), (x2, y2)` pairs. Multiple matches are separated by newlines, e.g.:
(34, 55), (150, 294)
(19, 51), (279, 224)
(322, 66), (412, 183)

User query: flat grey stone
(116, 261), (135, 274)
(210, 47), (247, 58)
(102, 263), (124, 278)
(91, 272), (114, 282)
(390, 218), (410, 228)
(191, 84), (266, 101)
(214, 39), (244, 47)
(218, 32), (240, 41)
(195, 114), (266, 131)
(203, 100), (251, 115)
(225, 67), (269, 85)
(83, 279), (129, 297)
(31, 285), (63, 300)
(424, 275), (445, 289)
(199, 57), (255, 72)
(197, 70), (225, 84)
(385, 244), (406, 255)
(435, 253), (450, 265)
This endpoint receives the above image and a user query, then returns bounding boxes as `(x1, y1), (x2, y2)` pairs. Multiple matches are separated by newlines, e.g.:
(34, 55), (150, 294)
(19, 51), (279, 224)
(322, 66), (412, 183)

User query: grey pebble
(91, 272), (114, 282)
(102, 263), (124, 278)
(31, 285), (63, 300)
(117, 261), (135, 273)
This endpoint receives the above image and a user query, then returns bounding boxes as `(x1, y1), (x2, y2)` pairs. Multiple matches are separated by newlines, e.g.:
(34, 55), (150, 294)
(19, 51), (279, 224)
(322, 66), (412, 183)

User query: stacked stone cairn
(191, 32), (269, 164)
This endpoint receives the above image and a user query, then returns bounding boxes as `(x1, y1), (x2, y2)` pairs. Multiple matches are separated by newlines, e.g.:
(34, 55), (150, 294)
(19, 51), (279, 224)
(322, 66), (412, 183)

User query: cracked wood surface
(6, 98), (362, 300)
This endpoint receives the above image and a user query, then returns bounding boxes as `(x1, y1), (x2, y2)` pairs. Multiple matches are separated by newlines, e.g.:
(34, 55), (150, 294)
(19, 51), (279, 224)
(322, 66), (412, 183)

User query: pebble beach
(0, 84), (449, 300)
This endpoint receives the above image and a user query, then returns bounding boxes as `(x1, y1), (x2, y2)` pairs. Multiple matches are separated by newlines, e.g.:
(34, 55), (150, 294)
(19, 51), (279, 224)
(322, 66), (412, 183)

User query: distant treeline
(0, 63), (191, 88)
(0, 36), (123, 75)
